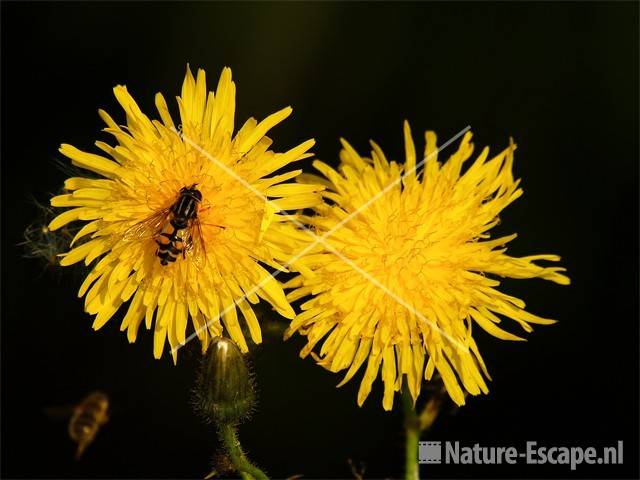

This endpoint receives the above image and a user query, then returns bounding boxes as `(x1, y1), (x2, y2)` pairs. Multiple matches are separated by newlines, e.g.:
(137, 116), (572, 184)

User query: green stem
(218, 423), (269, 480)
(402, 387), (420, 480)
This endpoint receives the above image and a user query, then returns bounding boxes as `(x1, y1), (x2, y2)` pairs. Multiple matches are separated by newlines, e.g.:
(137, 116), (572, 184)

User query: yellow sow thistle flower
(285, 122), (570, 410)
(49, 67), (323, 361)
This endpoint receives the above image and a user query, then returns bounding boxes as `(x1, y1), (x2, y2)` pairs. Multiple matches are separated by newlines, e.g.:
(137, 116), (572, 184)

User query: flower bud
(194, 337), (255, 425)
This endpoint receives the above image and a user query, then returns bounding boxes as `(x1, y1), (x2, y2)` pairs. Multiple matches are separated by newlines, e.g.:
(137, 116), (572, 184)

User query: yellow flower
(49, 66), (323, 361)
(285, 122), (570, 410)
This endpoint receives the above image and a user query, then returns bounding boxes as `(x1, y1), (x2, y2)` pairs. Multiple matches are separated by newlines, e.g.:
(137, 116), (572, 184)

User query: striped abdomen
(155, 185), (202, 266)
(68, 391), (109, 459)
(156, 222), (185, 265)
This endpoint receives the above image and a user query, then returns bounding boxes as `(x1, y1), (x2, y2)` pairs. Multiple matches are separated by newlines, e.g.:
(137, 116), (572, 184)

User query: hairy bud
(194, 337), (255, 425)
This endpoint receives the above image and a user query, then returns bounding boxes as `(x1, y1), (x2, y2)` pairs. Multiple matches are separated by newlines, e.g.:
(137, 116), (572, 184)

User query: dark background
(1, 2), (638, 479)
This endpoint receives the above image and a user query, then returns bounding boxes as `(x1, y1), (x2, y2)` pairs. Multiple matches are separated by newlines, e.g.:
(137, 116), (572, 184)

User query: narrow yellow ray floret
(286, 122), (569, 410)
(49, 66), (324, 361)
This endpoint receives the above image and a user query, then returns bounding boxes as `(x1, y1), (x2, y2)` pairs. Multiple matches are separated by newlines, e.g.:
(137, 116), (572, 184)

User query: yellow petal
(237, 107), (292, 155)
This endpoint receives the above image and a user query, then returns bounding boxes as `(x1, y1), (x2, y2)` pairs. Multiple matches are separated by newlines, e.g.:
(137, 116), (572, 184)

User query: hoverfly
(44, 390), (110, 460)
(68, 391), (110, 460)
(124, 184), (222, 268)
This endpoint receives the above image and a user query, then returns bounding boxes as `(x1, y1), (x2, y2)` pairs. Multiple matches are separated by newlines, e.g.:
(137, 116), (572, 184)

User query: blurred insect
(67, 391), (110, 459)
(347, 458), (365, 480)
(20, 197), (78, 274)
(124, 184), (224, 268)
(44, 391), (110, 460)
(417, 374), (466, 432)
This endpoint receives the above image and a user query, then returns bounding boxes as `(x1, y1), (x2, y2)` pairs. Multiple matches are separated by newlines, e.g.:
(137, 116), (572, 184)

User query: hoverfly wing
(122, 208), (171, 242)
(183, 219), (208, 271)
(194, 219), (209, 269)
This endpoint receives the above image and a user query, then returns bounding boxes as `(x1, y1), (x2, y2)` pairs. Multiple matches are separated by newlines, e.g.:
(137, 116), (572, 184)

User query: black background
(1, 2), (638, 479)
